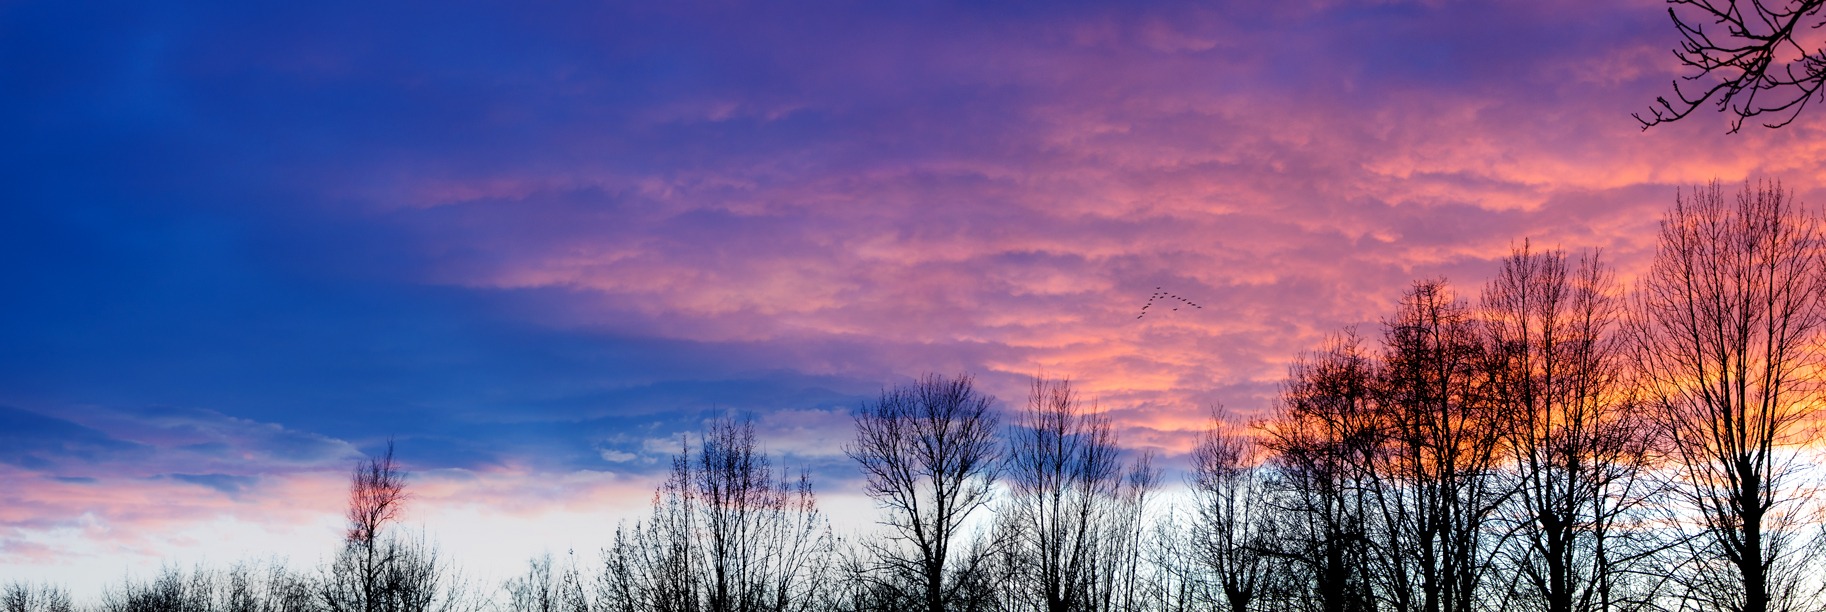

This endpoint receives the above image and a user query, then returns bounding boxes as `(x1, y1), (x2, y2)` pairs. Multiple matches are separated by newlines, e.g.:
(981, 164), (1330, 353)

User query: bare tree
(506, 553), (590, 612)
(1638, 0), (1826, 132)
(1098, 455), (1160, 612)
(1627, 180), (1826, 612)
(321, 444), (473, 612)
(328, 442), (409, 612)
(985, 376), (1162, 612)
(1258, 332), (1381, 612)
(602, 474), (698, 612)
(1185, 408), (1281, 612)
(1370, 280), (1508, 612)
(846, 373), (1002, 612)
(602, 418), (834, 612)
(1139, 510), (1206, 612)
(2, 583), (72, 612)
(700, 419), (832, 612)
(1482, 244), (1665, 612)
(223, 561), (319, 612)
(95, 563), (322, 612)
(1002, 376), (1125, 612)
(99, 566), (216, 612)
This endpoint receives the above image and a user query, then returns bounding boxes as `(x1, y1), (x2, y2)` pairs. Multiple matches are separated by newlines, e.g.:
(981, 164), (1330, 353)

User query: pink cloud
(328, 2), (1826, 449)
(25, 0), (1826, 588)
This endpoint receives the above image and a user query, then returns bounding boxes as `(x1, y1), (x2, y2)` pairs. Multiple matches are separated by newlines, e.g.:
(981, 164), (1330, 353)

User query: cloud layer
(8, 0), (1826, 590)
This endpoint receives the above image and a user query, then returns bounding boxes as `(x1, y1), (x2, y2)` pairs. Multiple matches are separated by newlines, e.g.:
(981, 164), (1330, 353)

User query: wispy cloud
(9, 0), (1826, 586)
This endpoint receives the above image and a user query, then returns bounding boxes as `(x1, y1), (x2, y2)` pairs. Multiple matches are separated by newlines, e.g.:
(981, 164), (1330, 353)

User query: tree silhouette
(602, 418), (833, 612)
(504, 553), (589, 612)
(348, 443), (407, 612)
(846, 374), (1002, 612)
(1482, 244), (1665, 612)
(1626, 180), (1826, 612)
(1259, 332), (1381, 612)
(1185, 408), (1281, 612)
(3, 582), (72, 612)
(1002, 376), (1135, 612)
(324, 442), (408, 612)
(1370, 280), (1507, 612)
(320, 443), (469, 612)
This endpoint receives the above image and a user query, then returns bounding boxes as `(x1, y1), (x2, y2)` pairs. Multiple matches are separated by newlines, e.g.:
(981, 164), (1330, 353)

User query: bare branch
(1638, 0), (1826, 132)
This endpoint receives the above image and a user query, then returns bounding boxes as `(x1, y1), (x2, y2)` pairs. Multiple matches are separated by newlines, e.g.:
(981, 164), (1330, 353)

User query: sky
(7, 0), (1826, 594)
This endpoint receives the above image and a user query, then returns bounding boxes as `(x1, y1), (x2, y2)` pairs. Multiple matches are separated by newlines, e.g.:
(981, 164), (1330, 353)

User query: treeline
(2, 443), (476, 612)
(9, 181), (1826, 612)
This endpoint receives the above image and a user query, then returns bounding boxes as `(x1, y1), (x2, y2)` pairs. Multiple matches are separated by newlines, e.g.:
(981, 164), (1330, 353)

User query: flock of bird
(1137, 287), (1202, 319)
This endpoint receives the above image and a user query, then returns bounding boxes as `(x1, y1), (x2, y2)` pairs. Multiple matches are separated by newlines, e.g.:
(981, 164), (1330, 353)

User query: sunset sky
(6, 0), (1826, 592)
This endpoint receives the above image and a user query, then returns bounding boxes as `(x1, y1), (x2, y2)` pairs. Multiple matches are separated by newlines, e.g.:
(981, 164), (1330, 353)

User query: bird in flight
(1137, 286), (1203, 319)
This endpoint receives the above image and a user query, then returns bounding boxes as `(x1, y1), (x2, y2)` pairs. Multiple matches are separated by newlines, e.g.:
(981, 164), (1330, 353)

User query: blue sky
(5, 0), (1824, 591)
